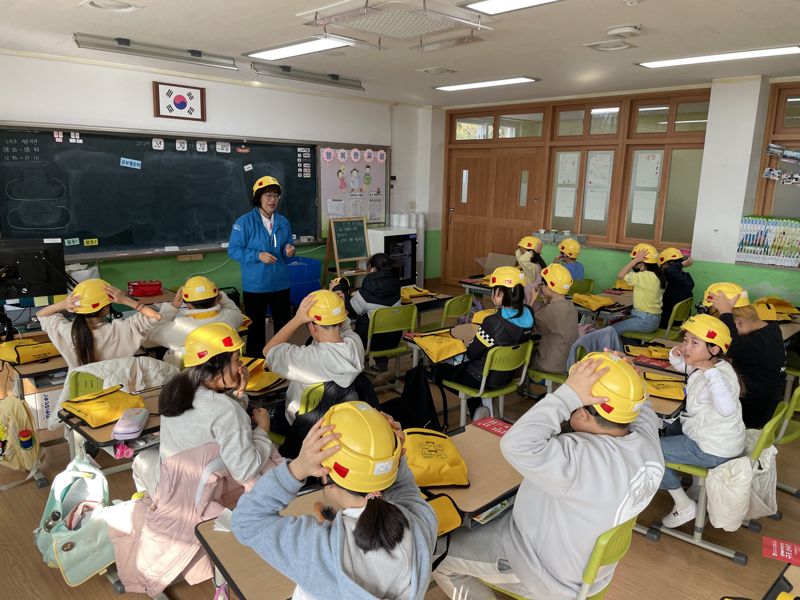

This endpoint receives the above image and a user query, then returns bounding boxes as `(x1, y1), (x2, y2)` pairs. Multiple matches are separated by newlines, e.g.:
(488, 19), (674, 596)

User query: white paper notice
(635, 152), (661, 188)
(347, 192), (364, 218)
(584, 187), (608, 221)
(557, 153), (580, 185)
(631, 190), (657, 225)
(586, 152), (612, 188)
(326, 198), (345, 218)
(554, 187), (576, 218)
(368, 191), (383, 222)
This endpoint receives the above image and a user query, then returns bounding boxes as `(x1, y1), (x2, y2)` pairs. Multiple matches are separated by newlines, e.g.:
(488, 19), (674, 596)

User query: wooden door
(444, 150), (493, 285)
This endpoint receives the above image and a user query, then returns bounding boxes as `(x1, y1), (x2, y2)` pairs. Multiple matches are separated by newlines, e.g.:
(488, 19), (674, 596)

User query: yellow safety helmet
(540, 263), (573, 294)
(658, 247), (684, 266)
(681, 314), (732, 353)
(252, 175), (281, 199)
(307, 289), (346, 325)
(71, 278), (112, 314)
(559, 238), (581, 259)
(321, 401), (401, 493)
(702, 282), (750, 308)
(182, 275), (219, 303)
(183, 323), (244, 367)
(517, 235), (543, 253)
(571, 352), (646, 424)
(630, 243), (658, 264)
(489, 266), (526, 288)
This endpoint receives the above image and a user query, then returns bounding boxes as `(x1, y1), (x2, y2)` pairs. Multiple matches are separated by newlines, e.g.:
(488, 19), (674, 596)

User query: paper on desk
(214, 508), (233, 532)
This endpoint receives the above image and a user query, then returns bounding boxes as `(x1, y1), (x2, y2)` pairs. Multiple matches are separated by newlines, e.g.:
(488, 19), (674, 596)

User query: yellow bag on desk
(403, 428), (469, 488)
(241, 357), (282, 391)
(400, 286), (432, 303)
(413, 333), (466, 363)
(613, 278), (634, 291)
(645, 380), (685, 401)
(61, 385), (145, 428)
(0, 340), (60, 364)
(572, 294), (615, 311)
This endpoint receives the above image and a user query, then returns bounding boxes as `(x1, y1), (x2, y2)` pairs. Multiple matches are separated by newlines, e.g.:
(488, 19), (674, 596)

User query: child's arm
(668, 346), (688, 371)
(106, 285), (161, 321)
(349, 291), (368, 316)
(696, 364), (739, 417)
(36, 296), (73, 319)
(263, 294), (315, 357)
(617, 255), (644, 280)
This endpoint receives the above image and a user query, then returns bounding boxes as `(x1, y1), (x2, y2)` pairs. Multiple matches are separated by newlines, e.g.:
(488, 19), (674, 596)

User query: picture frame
(152, 81), (206, 121)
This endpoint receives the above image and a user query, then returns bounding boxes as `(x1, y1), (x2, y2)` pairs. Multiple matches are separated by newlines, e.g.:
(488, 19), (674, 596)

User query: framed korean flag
(153, 81), (206, 121)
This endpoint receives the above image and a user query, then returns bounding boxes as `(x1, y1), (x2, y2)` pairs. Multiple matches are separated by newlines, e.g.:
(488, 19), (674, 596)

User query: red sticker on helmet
(542, 269), (548, 275)
(184, 293), (190, 299)
(599, 403), (614, 414)
(491, 277), (497, 284)
(197, 350), (208, 359)
(222, 336), (234, 347)
(314, 315), (322, 321)
(706, 330), (717, 339)
(258, 181), (263, 186)
(91, 302), (100, 309)
(333, 462), (349, 478)
(550, 281), (555, 287)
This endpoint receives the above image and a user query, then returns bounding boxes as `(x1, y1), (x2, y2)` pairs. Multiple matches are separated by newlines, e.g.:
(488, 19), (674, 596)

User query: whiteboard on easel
(319, 145), (388, 228)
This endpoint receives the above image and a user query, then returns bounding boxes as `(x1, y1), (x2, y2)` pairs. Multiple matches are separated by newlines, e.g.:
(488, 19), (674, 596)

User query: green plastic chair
(268, 383), (325, 446)
(527, 345), (586, 395)
(644, 402), (788, 565)
(444, 340), (533, 427)
(624, 296), (693, 343)
(367, 304), (418, 378)
(782, 364), (800, 403)
(419, 294), (472, 333)
(777, 386), (800, 498)
(568, 278), (595, 296)
(480, 516), (637, 599)
(68, 371), (104, 399)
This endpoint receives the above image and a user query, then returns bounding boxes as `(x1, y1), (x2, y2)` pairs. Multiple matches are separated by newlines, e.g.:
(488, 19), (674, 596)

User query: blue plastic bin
(287, 257), (322, 305)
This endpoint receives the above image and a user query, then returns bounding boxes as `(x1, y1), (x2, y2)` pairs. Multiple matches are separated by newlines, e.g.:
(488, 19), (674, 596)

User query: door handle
(448, 207), (454, 224)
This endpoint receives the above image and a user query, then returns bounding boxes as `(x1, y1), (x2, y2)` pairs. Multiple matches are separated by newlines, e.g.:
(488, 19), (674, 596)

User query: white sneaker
(472, 406), (491, 421)
(662, 501), (697, 528)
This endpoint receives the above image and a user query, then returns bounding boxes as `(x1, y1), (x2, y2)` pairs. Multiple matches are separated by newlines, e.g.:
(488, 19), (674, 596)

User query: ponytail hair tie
(365, 491), (383, 501)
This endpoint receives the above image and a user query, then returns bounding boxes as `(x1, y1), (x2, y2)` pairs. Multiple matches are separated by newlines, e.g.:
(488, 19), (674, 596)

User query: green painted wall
(424, 229), (442, 279)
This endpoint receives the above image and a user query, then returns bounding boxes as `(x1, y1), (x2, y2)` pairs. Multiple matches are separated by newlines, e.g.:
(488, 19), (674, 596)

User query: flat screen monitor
(0, 238), (68, 299)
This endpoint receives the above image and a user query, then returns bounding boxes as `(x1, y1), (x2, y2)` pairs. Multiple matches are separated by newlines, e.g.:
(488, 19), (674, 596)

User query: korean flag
(157, 83), (203, 120)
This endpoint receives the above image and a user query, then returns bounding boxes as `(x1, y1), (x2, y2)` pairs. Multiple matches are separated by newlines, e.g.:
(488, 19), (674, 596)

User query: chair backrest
(298, 383), (326, 415)
(477, 340), (534, 394)
(777, 386), (800, 442)
(664, 297), (694, 337)
(581, 517), (637, 591)
(568, 278), (595, 296)
(749, 401), (788, 459)
(68, 371), (104, 399)
(440, 294), (472, 327)
(367, 304), (417, 352)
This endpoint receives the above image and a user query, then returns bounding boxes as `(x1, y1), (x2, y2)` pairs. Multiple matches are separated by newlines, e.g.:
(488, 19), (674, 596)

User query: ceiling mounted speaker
(583, 39), (637, 52)
(606, 24), (641, 37)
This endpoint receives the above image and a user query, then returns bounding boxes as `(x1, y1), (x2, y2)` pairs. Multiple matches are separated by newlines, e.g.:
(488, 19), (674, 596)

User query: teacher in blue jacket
(229, 175), (295, 356)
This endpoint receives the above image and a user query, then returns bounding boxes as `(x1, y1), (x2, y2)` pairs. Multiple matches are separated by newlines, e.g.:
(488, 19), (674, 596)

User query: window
(625, 149), (663, 240)
(498, 113), (543, 138)
(455, 116), (494, 140)
(635, 104), (669, 134)
(675, 101), (709, 132)
(550, 149), (615, 238)
(558, 110), (585, 136)
(589, 107), (619, 135)
(662, 149), (703, 243)
(783, 95), (800, 129)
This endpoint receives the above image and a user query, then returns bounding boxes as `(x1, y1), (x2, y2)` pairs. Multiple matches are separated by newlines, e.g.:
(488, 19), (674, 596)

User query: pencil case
(112, 407), (150, 440)
(127, 280), (163, 296)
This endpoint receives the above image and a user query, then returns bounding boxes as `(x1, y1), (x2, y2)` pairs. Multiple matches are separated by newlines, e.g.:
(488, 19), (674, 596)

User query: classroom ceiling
(1, 0), (800, 106)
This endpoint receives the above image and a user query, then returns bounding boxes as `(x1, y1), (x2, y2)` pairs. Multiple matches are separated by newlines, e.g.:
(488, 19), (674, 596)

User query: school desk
(572, 290), (634, 325)
(763, 563), (800, 599)
(649, 396), (684, 419)
(196, 490), (325, 600)
(424, 424), (522, 527)
(8, 355), (68, 402)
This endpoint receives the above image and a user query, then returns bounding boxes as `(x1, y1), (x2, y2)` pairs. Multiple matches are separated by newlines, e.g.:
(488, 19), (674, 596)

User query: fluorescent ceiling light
(73, 33), (238, 70)
(591, 107), (620, 114)
(247, 37), (351, 61)
(639, 45), (800, 69)
(251, 62), (364, 91)
(463, 0), (562, 16)
(638, 106), (668, 111)
(435, 76), (538, 91)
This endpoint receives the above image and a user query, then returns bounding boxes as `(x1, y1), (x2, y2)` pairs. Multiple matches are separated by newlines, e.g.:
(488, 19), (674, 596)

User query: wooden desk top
(59, 388), (160, 447)
(425, 425), (521, 516)
(134, 289), (176, 305)
(649, 397), (684, 419)
(403, 292), (452, 309)
(11, 356), (67, 377)
(196, 490), (325, 600)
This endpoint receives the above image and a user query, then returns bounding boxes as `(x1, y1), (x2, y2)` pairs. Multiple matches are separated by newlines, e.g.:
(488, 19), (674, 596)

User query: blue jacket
(228, 208), (293, 293)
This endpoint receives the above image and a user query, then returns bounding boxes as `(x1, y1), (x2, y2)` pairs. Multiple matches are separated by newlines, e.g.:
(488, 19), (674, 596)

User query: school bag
(33, 458), (116, 586)
(403, 428), (469, 488)
(0, 392), (42, 477)
(0, 339), (60, 364)
(61, 385), (145, 428)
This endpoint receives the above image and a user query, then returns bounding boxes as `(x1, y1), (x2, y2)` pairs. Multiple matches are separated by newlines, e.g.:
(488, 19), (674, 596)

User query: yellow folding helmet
(658, 247), (684, 266)
(489, 266), (526, 288)
(183, 323), (244, 367)
(321, 401), (401, 493)
(680, 314), (732, 353)
(517, 235), (543, 253)
(252, 175), (281, 199)
(71, 278), (113, 314)
(559, 238), (581, 259)
(307, 289), (346, 325)
(630, 243), (658, 264)
(571, 352), (646, 424)
(182, 275), (219, 303)
(702, 282), (750, 308)
(540, 263), (573, 294)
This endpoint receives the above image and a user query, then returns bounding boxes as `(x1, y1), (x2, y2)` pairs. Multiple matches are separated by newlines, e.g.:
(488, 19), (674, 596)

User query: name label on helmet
(355, 402), (369, 410)
(373, 460), (394, 475)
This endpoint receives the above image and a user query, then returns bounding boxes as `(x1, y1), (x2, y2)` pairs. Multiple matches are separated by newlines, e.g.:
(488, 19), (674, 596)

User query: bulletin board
(319, 144), (389, 230)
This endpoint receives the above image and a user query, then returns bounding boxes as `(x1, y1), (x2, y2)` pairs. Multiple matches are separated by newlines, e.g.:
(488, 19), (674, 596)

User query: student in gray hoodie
(433, 351), (664, 600)
(232, 402), (438, 600)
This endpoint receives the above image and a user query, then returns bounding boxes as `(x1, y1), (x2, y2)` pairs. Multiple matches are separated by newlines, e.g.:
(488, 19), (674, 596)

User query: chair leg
(778, 481), (800, 499)
(546, 380), (554, 394)
(784, 374), (796, 403)
(459, 392), (468, 428)
(498, 395), (505, 419)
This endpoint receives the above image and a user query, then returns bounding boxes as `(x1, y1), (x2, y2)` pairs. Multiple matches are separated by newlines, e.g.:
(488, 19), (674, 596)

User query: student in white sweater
(37, 278), (163, 370)
(146, 275), (244, 367)
(158, 322), (275, 484)
(434, 352), (664, 600)
(659, 314), (745, 528)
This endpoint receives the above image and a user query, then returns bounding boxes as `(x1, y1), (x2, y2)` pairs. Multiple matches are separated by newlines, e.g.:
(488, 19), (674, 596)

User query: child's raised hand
(381, 411), (406, 450)
(251, 407), (270, 432)
(710, 291), (738, 314)
(236, 362), (250, 395)
(565, 358), (610, 406)
(294, 294), (317, 324)
(631, 251), (646, 264)
(104, 285), (127, 304)
(288, 419), (341, 481)
(171, 287), (184, 308)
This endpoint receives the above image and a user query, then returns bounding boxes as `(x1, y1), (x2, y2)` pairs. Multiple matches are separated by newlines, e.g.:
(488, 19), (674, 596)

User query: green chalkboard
(331, 218), (368, 261)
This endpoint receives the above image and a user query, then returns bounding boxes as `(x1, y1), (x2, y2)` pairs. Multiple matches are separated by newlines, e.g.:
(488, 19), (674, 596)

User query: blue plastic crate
(287, 257), (321, 305)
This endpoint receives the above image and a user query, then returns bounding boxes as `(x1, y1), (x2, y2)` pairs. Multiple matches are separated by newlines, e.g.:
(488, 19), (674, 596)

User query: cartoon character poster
(320, 146), (387, 225)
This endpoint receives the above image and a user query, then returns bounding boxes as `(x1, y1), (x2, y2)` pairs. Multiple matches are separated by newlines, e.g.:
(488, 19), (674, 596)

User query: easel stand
(322, 217), (369, 286)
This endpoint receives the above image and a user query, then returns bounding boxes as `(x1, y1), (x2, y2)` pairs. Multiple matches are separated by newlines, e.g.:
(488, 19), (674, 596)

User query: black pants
(436, 362), (485, 416)
(243, 289), (292, 357)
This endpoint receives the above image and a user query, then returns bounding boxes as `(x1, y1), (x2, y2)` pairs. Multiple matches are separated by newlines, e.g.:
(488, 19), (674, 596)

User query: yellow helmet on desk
(518, 236), (543, 253)
(71, 279), (112, 314)
(571, 352), (645, 424)
(630, 243), (658, 264)
(540, 263), (573, 294)
(307, 290), (347, 325)
(321, 401), (401, 493)
(182, 276), (219, 303)
(558, 238), (581, 259)
(702, 282), (750, 308)
(184, 323), (244, 367)
(489, 266), (526, 288)
(680, 314), (732, 354)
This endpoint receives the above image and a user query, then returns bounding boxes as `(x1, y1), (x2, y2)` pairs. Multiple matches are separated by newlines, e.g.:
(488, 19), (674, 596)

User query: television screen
(0, 239), (67, 299)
